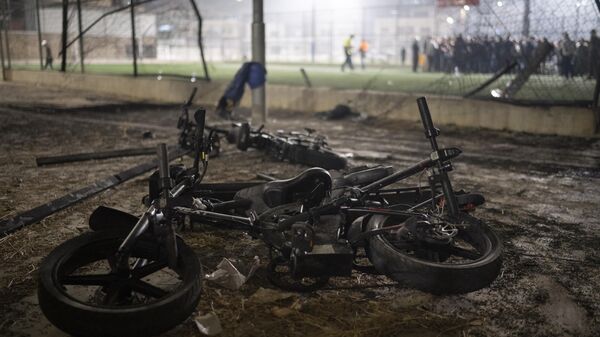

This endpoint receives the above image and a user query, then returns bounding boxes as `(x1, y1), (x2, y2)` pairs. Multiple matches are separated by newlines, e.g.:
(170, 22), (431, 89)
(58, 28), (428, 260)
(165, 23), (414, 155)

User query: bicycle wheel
(366, 213), (502, 294)
(38, 230), (202, 337)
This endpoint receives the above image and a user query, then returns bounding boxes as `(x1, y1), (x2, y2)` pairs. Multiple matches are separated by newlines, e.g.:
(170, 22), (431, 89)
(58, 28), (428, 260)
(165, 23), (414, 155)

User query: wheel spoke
(102, 282), (128, 305)
(132, 261), (168, 278)
(62, 274), (116, 286)
(129, 279), (168, 298)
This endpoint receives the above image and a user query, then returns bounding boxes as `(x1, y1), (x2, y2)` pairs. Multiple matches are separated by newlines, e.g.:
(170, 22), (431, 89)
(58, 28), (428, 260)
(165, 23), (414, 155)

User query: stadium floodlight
(158, 24), (173, 33)
(463, 5), (470, 11)
(446, 16), (455, 24)
(497, 1), (503, 7)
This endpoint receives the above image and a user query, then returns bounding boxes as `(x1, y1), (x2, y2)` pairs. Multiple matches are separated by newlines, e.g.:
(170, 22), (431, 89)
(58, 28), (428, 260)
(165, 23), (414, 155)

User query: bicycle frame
(110, 96), (465, 275)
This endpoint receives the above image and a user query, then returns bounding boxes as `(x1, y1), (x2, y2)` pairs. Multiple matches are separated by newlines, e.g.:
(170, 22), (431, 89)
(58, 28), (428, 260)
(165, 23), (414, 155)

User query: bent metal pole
(251, 0), (266, 124)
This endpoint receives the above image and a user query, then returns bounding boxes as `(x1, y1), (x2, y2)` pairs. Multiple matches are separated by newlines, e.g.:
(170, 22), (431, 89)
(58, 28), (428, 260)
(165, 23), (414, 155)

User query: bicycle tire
(38, 230), (202, 337)
(366, 214), (502, 294)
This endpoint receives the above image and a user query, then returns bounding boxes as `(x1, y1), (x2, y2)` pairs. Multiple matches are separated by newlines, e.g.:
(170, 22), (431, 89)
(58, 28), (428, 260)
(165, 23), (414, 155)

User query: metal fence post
(35, 0), (43, 69)
(60, 0), (68, 72)
(4, 0), (10, 69)
(251, 0), (266, 124)
(76, 0), (84, 73)
(130, 0), (138, 76)
(0, 18), (5, 81)
(189, 0), (210, 81)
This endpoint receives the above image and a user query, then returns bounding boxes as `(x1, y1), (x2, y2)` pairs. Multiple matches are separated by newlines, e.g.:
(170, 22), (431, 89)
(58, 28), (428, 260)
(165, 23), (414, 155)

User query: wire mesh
(425, 0), (599, 104)
(1, 0), (599, 105)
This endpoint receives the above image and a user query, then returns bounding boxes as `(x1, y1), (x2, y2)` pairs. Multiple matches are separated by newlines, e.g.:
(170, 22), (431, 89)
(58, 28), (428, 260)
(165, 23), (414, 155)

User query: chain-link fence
(425, 0), (600, 105)
(1, 0), (599, 106)
(1, 0), (209, 79)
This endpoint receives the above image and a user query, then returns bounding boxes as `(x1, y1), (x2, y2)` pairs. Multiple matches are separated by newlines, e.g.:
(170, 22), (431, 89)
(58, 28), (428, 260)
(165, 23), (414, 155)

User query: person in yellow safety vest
(341, 34), (355, 72)
(359, 39), (369, 70)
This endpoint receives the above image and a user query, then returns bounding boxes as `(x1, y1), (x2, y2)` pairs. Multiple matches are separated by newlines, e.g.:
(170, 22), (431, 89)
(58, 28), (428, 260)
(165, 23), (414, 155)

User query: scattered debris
(1, 147), (190, 236)
(204, 256), (260, 290)
(314, 104), (361, 120)
(215, 62), (266, 120)
(248, 287), (298, 305)
(35, 147), (158, 166)
(194, 312), (223, 336)
(228, 123), (348, 169)
(338, 148), (392, 161)
(271, 306), (295, 318)
(142, 131), (154, 139)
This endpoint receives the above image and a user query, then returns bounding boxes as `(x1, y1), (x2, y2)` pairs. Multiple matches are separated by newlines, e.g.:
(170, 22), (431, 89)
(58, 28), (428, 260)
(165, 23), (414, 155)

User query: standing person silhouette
(359, 39), (369, 70)
(401, 47), (406, 65)
(411, 39), (420, 72)
(42, 40), (53, 70)
(341, 34), (355, 72)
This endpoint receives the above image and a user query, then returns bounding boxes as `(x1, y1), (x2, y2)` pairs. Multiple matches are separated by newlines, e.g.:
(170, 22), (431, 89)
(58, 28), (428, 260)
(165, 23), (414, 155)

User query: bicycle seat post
(193, 109), (206, 176)
(416, 97), (459, 217)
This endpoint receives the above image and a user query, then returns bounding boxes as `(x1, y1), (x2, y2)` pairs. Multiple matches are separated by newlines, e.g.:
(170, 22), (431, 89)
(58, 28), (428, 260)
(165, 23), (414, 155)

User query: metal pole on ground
(130, 0), (138, 76)
(35, 0), (43, 70)
(60, 0), (68, 72)
(76, 0), (84, 73)
(251, 0), (266, 124)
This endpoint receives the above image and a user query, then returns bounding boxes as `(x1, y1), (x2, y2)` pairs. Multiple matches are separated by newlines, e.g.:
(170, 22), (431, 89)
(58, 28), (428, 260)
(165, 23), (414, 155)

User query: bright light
(497, 1), (503, 7)
(446, 16), (455, 24)
(463, 5), (470, 11)
(576, 2), (582, 7)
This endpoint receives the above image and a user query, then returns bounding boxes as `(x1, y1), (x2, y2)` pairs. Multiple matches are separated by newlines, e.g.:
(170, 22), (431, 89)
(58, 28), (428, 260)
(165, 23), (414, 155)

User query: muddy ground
(0, 81), (599, 337)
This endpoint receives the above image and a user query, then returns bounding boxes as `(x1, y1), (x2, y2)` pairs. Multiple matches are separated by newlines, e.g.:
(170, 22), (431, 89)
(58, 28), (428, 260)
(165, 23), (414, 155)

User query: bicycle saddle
(263, 167), (332, 206)
(235, 167), (332, 214)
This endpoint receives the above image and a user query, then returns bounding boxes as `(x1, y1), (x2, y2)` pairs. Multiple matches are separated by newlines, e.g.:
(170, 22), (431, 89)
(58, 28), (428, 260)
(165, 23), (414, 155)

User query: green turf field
(13, 62), (595, 102)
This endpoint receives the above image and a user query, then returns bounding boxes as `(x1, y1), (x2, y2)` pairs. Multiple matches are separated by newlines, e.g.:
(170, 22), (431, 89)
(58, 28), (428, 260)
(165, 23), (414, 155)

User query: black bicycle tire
(366, 214), (502, 294)
(38, 230), (202, 337)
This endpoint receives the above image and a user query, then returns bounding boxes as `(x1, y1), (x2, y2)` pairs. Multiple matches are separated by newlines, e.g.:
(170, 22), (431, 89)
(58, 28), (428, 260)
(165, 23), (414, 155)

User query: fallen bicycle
(38, 97), (502, 337)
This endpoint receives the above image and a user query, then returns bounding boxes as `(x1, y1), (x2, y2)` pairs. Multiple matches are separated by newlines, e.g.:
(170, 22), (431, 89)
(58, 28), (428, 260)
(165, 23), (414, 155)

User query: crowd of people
(409, 29), (599, 79)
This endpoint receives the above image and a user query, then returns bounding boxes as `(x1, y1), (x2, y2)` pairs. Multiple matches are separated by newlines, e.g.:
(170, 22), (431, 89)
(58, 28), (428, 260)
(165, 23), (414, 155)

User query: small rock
(248, 287), (297, 304)
(271, 306), (295, 318)
(531, 288), (550, 304)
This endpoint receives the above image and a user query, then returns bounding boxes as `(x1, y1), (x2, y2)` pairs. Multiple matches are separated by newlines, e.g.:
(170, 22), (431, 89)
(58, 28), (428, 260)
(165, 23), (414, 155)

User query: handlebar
(416, 97), (439, 151)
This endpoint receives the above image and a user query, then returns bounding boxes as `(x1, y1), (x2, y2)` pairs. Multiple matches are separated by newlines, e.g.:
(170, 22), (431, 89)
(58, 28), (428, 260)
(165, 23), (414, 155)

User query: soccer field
(15, 62), (595, 102)
(56, 62), (450, 94)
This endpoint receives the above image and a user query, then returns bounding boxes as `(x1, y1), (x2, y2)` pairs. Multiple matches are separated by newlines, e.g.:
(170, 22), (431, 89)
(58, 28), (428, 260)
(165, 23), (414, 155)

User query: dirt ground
(1, 81), (599, 337)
